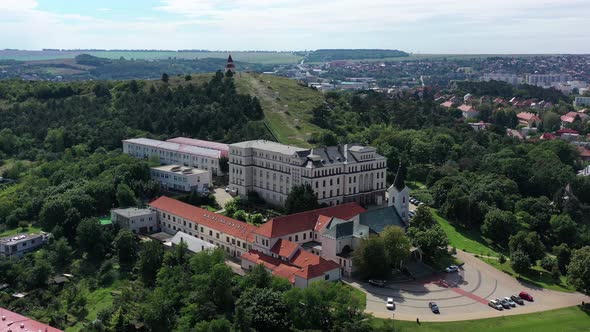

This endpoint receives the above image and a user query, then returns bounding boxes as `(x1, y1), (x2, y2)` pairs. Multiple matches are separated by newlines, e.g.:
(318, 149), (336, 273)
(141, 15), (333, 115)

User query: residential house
(578, 165), (590, 176)
(0, 233), (47, 258)
(539, 133), (557, 141)
(440, 101), (454, 108)
(458, 104), (479, 119)
(578, 146), (590, 161)
(574, 96), (590, 107)
(517, 112), (542, 127)
(560, 112), (582, 128)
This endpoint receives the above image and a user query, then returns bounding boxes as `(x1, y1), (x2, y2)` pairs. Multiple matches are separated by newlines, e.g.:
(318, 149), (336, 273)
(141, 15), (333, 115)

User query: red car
(519, 292), (534, 301)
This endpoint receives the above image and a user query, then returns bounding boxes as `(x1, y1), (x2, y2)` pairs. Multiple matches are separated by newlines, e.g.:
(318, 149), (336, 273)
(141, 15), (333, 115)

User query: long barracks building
(228, 140), (387, 207)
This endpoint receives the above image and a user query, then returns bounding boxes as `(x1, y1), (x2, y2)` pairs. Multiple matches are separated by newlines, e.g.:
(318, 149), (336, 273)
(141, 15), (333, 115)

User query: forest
(310, 88), (590, 288)
(0, 73), (589, 330)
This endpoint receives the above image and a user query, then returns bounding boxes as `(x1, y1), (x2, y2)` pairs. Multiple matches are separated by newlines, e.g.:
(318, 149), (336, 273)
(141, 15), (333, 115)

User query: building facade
(150, 165), (211, 193)
(526, 74), (571, 87)
(0, 233), (46, 258)
(482, 73), (524, 85)
(228, 141), (387, 207)
(111, 207), (158, 234)
(123, 138), (225, 175)
(574, 97), (590, 107)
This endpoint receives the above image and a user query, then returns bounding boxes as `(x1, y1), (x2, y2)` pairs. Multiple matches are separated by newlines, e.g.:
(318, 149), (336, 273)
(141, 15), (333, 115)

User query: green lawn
(371, 306), (590, 332)
(65, 279), (123, 332)
(432, 209), (575, 293)
(0, 224), (42, 237)
(485, 258), (575, 293)
(346, 283), (367, 309)
(431, 209), (501, 257)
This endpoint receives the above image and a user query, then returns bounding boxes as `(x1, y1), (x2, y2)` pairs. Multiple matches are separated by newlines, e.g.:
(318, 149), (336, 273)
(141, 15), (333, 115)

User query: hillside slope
(233, 72), (324, 148)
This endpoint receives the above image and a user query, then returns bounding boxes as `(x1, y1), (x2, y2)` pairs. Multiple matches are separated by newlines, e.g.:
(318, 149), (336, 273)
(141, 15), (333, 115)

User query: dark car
(429, 302), (440, 314)
(497, 298), (511, 309)
(519, 292), (534, 302)
(368, 279), (385, 287)
(511, 294), (525, 305)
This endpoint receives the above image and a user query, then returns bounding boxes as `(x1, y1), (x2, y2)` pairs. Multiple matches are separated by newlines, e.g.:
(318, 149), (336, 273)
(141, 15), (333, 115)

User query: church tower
(387, 162), (410, 223)
(225, 54), (235, 73)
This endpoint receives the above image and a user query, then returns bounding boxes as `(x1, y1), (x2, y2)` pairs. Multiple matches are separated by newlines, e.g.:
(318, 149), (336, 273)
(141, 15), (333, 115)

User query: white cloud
(0, 0), (588, 52)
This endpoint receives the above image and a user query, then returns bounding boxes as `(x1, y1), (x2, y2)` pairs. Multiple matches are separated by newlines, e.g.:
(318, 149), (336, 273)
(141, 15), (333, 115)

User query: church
(241, 167), (411, 277)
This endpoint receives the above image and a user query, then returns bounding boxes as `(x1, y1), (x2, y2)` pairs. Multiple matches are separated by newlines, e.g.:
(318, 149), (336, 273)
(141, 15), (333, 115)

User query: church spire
(392, 161), (406, 191)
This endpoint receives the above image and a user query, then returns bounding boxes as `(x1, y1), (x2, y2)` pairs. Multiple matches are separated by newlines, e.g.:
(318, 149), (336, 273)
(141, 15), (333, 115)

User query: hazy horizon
(1, 0), (589, 54)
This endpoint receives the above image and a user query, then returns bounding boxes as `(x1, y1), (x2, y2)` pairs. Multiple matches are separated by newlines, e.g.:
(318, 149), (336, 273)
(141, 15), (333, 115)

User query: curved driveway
(347, 250), (590, 322)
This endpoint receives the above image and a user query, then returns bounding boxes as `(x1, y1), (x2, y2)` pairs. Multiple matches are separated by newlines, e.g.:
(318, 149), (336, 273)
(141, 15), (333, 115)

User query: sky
(0, 0), (589, 53)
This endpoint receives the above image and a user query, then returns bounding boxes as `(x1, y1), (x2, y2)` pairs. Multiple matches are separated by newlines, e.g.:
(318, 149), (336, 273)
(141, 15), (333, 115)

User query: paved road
(213, 188), (233, 209)
(347, 250), (589, 322)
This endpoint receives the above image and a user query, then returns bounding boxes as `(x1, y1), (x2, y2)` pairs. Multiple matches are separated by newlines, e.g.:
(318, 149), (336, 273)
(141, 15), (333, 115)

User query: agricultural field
(0, 50), (302, 64)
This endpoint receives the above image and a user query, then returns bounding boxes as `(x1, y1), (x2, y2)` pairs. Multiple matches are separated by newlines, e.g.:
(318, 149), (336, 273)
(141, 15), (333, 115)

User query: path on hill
(347, 250), (589, 322)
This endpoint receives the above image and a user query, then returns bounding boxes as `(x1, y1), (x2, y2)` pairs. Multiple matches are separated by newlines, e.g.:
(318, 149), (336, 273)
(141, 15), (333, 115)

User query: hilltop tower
(225, 54), (235, 73)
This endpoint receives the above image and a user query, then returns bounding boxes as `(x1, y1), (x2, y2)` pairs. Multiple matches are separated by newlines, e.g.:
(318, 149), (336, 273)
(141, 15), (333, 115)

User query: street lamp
(392, 312), (395, 330)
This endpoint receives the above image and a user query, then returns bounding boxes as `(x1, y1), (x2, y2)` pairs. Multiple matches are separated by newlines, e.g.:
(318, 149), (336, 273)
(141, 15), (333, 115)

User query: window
(324, 275), (330, 280)
(303, 233), (306, 240)
(295, 235), (299, 241)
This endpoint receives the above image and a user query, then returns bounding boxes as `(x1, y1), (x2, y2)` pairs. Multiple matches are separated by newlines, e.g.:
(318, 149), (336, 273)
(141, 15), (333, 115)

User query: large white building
(526, 74), (571, 87)
(482, 73), (524, 85)
(150, 165), (211, 193)
(228, 141), (387, 207)
(123, 138), (226, 175)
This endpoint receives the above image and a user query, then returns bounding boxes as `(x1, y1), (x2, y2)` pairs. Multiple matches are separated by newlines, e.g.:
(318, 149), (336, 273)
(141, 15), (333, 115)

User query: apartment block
(228, 141), (387, 207)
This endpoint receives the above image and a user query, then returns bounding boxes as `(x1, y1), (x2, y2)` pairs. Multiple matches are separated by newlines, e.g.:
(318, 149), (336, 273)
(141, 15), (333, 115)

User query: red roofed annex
(0, 307), (62, 332)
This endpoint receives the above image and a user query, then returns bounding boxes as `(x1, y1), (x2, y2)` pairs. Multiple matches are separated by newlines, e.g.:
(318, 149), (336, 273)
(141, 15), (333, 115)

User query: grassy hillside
(233, 72), (325, 148)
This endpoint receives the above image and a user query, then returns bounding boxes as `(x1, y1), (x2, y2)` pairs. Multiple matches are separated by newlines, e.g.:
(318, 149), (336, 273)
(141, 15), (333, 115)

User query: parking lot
(348, 250), (590, 322)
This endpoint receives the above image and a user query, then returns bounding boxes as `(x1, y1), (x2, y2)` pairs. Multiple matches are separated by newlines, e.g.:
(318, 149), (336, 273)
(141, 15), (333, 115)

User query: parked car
(504, 297), (516, 307)
(410, 198), (417, 204)
(519, 292), (534, 302)
(429, 302), (440, 314)
(368, 279), (385, 287)
(497, 298), (511, 309)
(489, 300), (503, 310)
(511, 294), (524, 305)
(225, 187), (230, 192)
(445, 265), (459, 273)
(386, 297), (395, 310)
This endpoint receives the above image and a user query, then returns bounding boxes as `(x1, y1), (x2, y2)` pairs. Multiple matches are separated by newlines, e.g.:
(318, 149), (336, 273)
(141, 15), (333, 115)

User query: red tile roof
(440, 101), (453, 108)
(150, 196), (257, 242)
(255, 203), (366, 238)
(578, 146), (590, 158)
(517, 112), (540, 121)
(270, 239), (300, 258)
(556, 128), (579, 136)
(540, 133), (557, 140)
(0, 307), (62, 332)
(458, 104), (477, 113)
(560, 115), (576, 123)
(166, 137), (230, 157)
(241, 249), (340, 281)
